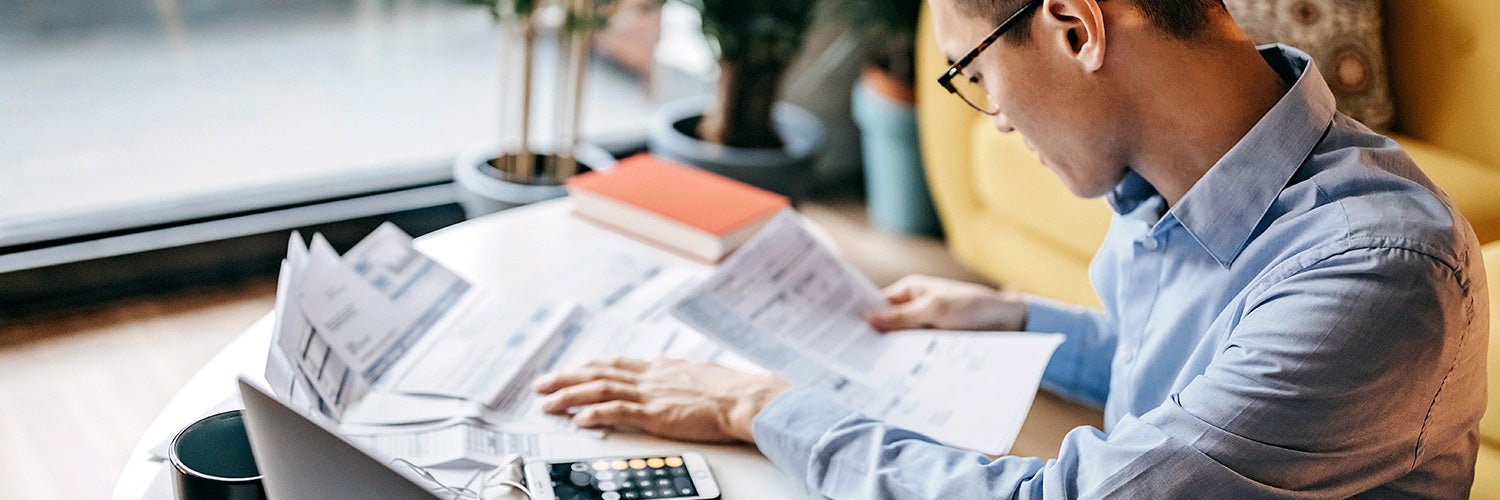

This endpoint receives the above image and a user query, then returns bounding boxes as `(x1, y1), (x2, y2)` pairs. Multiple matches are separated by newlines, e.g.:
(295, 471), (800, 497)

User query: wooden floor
(0, 198), (1096, 500)
(0, 277), (277, 500)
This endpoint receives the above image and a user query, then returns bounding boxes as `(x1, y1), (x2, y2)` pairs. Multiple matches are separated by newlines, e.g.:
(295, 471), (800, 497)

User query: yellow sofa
(914, 1), (1500, 494)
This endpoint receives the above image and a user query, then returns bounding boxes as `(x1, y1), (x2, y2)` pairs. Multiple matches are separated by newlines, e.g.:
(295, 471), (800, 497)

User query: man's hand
(533, 358), (791, 444)
(864, 275), (1029, 332)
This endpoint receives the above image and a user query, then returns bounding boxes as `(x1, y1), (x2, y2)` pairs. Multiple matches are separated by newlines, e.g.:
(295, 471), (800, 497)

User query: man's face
(929, 0), (1127, 199)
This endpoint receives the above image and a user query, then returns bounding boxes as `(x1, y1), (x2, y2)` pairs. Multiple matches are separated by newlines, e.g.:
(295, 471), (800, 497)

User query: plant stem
(699, 61), (786, 149)
(561, 0), (593, 179)
(517, 15), (538, 182)
(497, 17), (517, 177)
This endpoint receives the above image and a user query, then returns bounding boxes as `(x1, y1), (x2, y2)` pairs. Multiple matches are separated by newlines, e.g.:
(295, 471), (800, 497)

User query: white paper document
(379, 292), (580, 408)
(671, 212), (1064, 455)
(266, 232), (369, 418)
(299, 227), (470, 383)
(267, 224), (581, 420)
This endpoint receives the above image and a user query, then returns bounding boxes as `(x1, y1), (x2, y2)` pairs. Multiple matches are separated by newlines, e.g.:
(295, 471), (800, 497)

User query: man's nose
(992, 112), (1016, 133)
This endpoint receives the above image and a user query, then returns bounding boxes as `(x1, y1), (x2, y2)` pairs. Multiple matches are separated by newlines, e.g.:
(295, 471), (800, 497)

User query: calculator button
(653, 469), (668, 477)
(594, 461), (611, 471)
(613, 460), (629, 470)
(646, 458), (665, 468)
(570, 471), (593, 487)
(596, 471), (614, 481)
(623, 492), (638, 500)
(634, 470), (650, 478)
(658, 488), (676, 497)
(674, 477), (693, 491)
(599, 481), (619, 491)
(629, 459), (648, 469)
(641, 490), (656, 498)
(602, 493), (621, 500)
(664, 457), (684, 468)
(669, 467), (687, 476)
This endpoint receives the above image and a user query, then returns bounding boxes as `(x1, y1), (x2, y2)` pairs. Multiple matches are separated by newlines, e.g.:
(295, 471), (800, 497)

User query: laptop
(237, 377), (441, 499)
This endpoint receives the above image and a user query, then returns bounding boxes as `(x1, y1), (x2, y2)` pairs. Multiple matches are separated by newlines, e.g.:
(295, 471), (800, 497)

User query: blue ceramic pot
(852, 77), (941, 236)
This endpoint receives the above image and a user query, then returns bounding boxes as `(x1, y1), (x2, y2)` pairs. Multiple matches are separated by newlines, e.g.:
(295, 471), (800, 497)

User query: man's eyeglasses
(937, 0), (1043, 115)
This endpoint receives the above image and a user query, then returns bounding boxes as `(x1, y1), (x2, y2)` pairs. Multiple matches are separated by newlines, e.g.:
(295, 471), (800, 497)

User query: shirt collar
(1155, 44), (1337, 267)
(1106, 170), (1157, 216)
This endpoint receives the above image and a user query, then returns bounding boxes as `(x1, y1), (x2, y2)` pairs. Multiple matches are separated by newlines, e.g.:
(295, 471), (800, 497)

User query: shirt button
(1139, 237), (1159, 250)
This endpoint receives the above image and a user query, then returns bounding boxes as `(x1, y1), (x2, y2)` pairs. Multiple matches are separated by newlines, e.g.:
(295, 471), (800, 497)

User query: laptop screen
(237, 377), (442, 500)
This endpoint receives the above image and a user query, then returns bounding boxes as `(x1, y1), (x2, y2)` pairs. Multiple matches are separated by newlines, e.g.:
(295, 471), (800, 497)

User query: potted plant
(454, 0), (616, 217)
(646, 0), (826, 198)
(838, 0), (939, 236)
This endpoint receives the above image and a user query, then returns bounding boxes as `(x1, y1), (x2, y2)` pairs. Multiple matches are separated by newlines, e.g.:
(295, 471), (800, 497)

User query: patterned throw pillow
(1224, 0), (1393, 131)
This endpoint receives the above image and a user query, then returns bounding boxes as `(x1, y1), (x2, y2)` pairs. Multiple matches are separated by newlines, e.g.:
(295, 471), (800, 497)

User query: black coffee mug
(168, 410), (266, 500)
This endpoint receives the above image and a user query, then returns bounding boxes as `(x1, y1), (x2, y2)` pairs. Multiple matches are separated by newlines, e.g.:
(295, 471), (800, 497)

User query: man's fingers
(581, 357), (649, 372)
(572, 401), (647, 429)
(539, 380), (641, 414)
(866, 300), (936, 332)
(875, 276), (934, 327)
(533, 367), (639, 393)
(534, 357), (648, 394)
(882, 277), (925, 305)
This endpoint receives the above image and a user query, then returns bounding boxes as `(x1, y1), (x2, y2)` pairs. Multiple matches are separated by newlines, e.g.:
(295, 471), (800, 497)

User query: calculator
(524, 452), (721, 500)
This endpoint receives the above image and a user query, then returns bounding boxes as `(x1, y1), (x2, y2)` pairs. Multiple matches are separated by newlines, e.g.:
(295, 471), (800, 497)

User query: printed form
(297, 224), (579, 409)
(266, 232), (369, 419)
(266, 224), (580, 422)
(672, 211), (1064, 455)
(476, 230), (762, 430)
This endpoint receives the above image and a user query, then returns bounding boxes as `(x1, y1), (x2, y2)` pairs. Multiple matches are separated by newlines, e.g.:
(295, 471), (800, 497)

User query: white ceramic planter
(452, 144), (573, 219)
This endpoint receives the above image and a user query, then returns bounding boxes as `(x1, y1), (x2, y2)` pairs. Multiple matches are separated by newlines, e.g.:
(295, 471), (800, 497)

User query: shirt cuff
(752, 386), (857, 489)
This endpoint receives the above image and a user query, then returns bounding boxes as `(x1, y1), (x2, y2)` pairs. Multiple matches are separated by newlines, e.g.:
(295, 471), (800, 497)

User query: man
(535, 0), (1489, 496)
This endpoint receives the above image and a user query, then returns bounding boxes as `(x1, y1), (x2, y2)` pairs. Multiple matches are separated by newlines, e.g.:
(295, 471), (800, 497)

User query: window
(0, 0), (667, 310)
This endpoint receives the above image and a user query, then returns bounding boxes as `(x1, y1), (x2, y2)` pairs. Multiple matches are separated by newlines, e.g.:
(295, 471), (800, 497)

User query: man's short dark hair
(954, 0), (1225, 44)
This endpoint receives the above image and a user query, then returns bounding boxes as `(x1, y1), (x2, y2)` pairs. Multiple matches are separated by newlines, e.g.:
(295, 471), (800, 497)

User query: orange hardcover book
(565, 154), (790, 262)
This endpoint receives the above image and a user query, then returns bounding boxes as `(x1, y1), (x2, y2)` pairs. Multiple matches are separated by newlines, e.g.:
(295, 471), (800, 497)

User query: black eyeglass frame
(937, 0), (1043, 115)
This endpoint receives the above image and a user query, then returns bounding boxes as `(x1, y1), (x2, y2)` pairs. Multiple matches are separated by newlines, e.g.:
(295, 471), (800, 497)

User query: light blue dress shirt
(752, 45), (1488, 498)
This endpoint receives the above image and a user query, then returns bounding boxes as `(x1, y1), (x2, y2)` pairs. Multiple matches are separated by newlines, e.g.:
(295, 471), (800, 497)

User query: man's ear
(1040, 0), (1107, 72)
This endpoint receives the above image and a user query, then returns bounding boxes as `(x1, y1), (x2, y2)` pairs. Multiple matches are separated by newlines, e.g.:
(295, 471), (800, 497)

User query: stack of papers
(264, 224), (583, 447)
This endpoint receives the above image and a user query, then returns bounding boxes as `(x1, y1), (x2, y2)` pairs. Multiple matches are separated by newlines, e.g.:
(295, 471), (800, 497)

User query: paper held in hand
(670, 211), (1064, 455)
